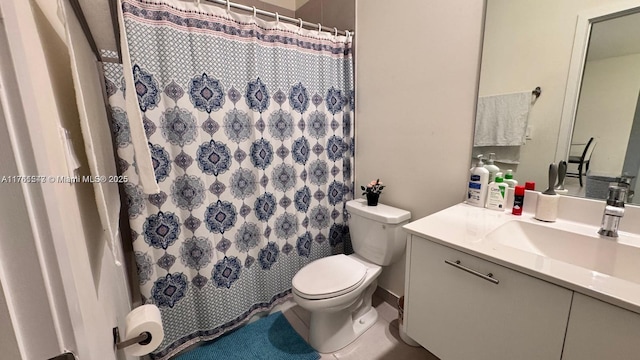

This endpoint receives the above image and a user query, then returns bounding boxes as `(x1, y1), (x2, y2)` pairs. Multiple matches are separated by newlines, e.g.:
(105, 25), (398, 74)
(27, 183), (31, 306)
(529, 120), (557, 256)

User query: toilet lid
(292, 254), (367, 300)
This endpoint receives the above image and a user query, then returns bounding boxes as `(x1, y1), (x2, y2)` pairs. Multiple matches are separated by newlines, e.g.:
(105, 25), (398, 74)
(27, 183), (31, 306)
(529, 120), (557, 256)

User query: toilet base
(309, 306), (378, 354)
(294, 256), (383, 354)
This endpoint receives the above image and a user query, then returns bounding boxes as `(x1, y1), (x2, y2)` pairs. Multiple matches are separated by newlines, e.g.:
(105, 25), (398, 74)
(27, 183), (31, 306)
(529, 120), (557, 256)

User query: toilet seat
(292, 254), (367, 300)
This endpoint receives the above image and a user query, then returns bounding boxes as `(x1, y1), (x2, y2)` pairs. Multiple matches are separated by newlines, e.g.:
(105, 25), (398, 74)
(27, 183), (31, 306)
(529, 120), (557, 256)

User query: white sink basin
(486, 220), (640, 284)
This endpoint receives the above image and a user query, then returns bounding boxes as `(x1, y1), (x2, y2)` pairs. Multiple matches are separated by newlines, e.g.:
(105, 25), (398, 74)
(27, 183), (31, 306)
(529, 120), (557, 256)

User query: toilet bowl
(292, 199), (411, 353)
(293, 254), (381, 353)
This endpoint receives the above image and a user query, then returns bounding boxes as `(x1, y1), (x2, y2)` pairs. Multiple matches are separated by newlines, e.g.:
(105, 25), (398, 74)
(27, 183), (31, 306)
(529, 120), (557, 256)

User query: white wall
(0, 4), (75, 358)
(32, 1), (135, 358)
(1, 1), (134, 359)
(355, 0), (485, 296)
(479, 0), (633, 189)
(573, 54), (640, 176)
(0, 59), (61, 358)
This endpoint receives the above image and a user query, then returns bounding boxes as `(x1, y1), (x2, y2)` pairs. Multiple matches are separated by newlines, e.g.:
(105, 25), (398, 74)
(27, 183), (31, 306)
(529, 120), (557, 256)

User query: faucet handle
(606, 185), (627, 207)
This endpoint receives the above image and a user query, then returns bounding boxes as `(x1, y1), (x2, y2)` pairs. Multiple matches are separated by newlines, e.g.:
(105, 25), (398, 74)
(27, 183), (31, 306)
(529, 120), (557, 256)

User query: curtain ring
(298, 18), (303, 30)
(275, 12), (279, 25)
(334, 27), (338, 36)
(194, 0), (200, 6)
(226, 0), (230, 13)
(318, 23), (322, 33)
(252, 6), (257, 18)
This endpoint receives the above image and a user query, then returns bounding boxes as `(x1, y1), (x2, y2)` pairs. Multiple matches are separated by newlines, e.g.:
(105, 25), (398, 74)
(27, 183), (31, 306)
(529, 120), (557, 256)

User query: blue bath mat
(174, 311), (319, 360)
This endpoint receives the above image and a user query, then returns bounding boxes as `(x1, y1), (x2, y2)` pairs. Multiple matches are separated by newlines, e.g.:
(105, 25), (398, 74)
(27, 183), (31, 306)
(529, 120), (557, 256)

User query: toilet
(292, 199), (411, 353)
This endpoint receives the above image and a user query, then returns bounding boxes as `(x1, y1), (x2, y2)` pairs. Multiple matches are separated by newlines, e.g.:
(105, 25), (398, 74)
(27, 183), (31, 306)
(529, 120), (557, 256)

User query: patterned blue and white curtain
(103, 0), (354, 358)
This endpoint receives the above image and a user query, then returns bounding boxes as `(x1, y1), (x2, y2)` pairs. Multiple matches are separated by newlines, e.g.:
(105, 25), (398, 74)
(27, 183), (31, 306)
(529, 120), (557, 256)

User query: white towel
(474, 92), (532, 146)
(62, 1), (122, 265)
(118, 0), (160, 195)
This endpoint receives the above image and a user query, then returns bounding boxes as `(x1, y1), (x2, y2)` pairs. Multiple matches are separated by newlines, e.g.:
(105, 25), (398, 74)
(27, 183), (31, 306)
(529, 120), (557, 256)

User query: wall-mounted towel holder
(532, 87), (542, 99)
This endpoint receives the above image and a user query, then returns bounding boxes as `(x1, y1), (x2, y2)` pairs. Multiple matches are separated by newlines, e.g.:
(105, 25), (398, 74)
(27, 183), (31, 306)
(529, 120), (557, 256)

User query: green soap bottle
(486, 173), (508, 211)
(504, 169), (518, 188)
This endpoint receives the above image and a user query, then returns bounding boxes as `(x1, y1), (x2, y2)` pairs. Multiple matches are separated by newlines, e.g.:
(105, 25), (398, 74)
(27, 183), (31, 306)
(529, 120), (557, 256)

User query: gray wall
(0, 281), (20, 360)
(296, 0), (355, 30)
(355, 0), (485, 296)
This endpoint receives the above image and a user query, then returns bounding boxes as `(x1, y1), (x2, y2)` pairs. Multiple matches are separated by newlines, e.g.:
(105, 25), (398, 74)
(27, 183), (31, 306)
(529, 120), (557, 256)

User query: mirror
(475, 0), (640, 205)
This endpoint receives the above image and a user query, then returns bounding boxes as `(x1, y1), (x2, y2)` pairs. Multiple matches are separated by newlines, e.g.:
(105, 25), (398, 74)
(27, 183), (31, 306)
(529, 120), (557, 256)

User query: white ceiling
(587, 11), (640, 61)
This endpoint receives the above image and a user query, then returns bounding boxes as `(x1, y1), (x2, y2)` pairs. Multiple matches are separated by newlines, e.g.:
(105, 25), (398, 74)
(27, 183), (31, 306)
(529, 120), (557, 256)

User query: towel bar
(532, 86), (542, 99)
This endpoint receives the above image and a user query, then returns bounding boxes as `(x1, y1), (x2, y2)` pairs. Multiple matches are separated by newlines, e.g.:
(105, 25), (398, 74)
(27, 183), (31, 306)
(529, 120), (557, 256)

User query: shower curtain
(103, 0), (354, 358)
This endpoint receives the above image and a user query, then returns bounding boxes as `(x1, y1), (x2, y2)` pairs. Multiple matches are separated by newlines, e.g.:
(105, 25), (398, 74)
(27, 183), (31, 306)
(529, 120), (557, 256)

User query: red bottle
(512, 185), (525, 215)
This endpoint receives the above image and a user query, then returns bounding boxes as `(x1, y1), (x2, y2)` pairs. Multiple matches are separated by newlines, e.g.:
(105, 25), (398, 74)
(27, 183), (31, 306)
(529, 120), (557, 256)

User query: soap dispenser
(504, 169), (518, 188)
(484, 153), (500, 183)
(466, 155), (489, 207)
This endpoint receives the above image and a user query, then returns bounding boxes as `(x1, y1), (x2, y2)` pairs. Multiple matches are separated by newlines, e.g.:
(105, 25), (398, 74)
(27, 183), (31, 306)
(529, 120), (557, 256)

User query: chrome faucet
(598, 185), (627, 238)
(618, 175), (635, 203)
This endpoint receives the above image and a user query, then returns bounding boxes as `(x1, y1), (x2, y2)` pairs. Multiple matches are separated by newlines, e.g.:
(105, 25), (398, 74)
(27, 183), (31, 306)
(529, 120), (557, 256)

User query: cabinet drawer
(562, 293), (640, 360)
(405, 237), (572, 360)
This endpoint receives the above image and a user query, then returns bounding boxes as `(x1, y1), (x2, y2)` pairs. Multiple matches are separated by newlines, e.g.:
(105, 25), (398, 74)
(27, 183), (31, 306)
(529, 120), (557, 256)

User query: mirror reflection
(571, 11), (640, 203)
(475, 0), (640, 205)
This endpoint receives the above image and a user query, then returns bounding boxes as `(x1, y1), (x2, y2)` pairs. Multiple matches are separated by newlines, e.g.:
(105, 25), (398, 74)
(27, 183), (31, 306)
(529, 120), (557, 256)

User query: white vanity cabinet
(405, 236), (573, 360)
(562, 293), (640, 360)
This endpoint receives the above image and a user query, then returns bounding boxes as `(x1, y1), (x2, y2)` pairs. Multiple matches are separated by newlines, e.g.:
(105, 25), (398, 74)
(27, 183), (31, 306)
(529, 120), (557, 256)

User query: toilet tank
(346, 199), (411, 266)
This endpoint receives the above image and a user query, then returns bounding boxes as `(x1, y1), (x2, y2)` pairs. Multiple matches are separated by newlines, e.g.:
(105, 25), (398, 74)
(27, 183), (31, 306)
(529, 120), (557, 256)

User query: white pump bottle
(466, 155), (490, 207)
(484, 152), (500, 183)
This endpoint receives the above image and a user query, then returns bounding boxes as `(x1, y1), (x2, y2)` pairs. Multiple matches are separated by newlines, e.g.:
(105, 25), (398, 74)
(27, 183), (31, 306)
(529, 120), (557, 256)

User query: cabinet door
(562, 293), (640, 360)
(405, 237), (572, 360)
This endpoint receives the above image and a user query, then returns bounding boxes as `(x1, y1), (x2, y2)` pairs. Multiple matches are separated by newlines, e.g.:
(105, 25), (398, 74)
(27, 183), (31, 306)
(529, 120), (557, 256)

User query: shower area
(99, 0), (355, 358)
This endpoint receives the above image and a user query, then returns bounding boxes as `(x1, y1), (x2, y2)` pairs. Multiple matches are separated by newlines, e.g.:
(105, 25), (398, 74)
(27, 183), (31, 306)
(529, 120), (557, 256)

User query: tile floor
(271, 295), (440, 360)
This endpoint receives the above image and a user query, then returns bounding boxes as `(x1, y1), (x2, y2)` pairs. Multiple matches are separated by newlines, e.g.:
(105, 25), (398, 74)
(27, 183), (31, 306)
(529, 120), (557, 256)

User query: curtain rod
(198, 0), (354, 36)
(106, 0), (354, 63)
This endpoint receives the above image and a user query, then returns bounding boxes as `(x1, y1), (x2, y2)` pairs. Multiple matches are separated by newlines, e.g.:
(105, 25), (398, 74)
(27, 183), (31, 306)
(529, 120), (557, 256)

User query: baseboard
(374, 286), (399, 307)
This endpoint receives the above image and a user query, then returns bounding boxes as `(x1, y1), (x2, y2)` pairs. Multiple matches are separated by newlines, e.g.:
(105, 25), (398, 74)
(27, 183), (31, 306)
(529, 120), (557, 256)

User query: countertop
(403, 198), (640, 314)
